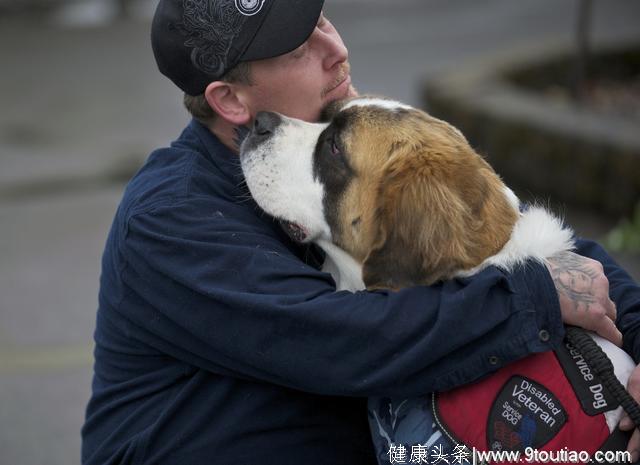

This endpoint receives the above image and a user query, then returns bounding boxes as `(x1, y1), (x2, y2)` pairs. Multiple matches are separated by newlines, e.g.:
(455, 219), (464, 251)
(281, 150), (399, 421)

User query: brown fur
(331, 104), (518, 289)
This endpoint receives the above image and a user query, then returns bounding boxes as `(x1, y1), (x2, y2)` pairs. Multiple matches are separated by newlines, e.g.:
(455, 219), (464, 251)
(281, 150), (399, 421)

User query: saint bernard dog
(239, 96), (636, 456)
(240, 96), (576, 290)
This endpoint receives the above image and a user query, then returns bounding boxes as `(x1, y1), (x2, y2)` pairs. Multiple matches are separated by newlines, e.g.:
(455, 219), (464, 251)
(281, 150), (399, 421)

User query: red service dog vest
(433, 334), (636, 464)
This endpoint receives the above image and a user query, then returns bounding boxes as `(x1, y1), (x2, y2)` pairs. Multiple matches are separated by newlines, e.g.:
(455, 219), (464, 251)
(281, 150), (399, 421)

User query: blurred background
(0, 0), (638, 463)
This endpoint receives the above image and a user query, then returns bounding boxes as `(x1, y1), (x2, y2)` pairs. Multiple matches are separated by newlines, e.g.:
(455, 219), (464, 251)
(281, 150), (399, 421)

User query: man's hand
(619, 364), (640, 462)
(546, 251), (622, 347)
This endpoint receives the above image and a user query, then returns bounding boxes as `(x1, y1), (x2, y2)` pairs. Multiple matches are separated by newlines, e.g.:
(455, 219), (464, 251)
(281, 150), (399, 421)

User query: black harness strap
(565, 326), (640, 429)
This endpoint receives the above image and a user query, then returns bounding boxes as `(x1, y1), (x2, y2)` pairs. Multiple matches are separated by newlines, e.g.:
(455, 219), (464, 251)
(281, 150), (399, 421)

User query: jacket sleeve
(117, 197), (564, 397)
(573, 238), (640, 362)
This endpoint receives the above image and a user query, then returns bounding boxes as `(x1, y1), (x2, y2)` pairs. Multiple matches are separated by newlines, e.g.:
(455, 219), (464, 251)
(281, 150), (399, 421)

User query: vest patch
(555, 340), (619, 415)
(487, 376), (567, 452)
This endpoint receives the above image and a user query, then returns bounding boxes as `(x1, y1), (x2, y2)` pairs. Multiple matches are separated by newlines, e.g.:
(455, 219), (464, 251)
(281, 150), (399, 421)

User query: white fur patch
(318, 239), (365, 292)
(588, 333), (637, 431)
(503, 186), (520, 212)
(341, 98), (413, 113)
(240, 115), (332, 242)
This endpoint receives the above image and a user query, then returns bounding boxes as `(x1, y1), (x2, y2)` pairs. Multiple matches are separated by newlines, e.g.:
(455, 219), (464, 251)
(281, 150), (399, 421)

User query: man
(81, 1), (640, 464)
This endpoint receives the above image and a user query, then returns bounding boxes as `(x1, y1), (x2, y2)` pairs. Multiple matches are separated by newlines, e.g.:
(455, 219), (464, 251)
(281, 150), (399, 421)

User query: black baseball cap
(152, 0), (325, 96)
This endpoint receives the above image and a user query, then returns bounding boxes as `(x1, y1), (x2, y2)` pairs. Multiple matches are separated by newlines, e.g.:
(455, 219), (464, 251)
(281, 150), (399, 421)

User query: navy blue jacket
(81, 120), (640, 465)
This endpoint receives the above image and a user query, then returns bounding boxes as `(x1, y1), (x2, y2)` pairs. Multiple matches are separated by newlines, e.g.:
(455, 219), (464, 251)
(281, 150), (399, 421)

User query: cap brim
(240, 0), (325, 62)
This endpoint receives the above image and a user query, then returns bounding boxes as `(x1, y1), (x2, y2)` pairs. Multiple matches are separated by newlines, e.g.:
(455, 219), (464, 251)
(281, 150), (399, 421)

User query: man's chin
(310, 83), (358, 122)
(323, 83), (357, 108)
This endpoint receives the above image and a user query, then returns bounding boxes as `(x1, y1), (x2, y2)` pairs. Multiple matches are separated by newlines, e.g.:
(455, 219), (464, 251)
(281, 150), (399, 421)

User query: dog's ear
(361, 147), (515, 289)
(362, 156), (472, 289)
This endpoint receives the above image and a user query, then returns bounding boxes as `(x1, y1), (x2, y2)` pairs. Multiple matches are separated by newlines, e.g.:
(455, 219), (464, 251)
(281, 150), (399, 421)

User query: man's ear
(361, 152), (480, 290)
(204, 81), (251, 126)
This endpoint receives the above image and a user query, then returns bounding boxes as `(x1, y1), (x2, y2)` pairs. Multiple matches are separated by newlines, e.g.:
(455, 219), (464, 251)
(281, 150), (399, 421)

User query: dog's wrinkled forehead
(321, 96), (413, 122)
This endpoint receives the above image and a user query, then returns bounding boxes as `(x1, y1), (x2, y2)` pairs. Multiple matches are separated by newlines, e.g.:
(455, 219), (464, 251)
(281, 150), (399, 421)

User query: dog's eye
(331, 136), (341, 156)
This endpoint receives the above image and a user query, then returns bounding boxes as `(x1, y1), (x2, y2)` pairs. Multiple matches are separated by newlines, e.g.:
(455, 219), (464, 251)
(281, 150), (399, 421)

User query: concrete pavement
(1, 1), (639, 464)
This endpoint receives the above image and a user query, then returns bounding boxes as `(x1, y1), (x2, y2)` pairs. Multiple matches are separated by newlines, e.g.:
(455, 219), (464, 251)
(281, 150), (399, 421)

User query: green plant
(605, 202), (640, 253)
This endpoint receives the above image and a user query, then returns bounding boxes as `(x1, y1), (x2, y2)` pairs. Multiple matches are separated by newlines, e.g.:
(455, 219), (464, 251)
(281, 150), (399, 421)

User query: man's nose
(312, 27), (349, 71)
(253, 111), (281, 136)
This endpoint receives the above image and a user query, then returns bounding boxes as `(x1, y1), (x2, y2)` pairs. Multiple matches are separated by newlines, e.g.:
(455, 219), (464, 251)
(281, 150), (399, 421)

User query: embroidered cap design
(235, 0), (266, 16)
(176, 0), (246, 77)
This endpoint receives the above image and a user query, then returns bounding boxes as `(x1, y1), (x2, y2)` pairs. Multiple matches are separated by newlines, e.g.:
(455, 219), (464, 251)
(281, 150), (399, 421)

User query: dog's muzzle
(240, 111), (282, 155)
(253, 111), (281, 136)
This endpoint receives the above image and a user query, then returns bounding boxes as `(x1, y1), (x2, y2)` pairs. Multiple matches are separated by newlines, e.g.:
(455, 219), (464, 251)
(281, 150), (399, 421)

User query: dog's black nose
(254, 111), (281, 136)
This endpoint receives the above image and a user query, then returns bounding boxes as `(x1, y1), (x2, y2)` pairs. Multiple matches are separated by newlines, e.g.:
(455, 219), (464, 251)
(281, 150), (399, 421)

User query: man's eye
(290, 45), (305, 59)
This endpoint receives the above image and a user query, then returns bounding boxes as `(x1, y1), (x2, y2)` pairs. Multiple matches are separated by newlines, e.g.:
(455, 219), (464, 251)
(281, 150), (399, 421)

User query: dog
(239, 96), (577, 290)
(239, 96), (636, 461)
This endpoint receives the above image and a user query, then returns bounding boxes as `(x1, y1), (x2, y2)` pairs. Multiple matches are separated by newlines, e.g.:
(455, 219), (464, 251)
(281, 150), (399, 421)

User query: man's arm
(116, 197), (564, 397)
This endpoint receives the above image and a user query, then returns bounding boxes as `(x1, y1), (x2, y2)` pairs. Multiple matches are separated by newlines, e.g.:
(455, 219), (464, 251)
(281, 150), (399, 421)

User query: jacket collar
(189, 119), (247, 193)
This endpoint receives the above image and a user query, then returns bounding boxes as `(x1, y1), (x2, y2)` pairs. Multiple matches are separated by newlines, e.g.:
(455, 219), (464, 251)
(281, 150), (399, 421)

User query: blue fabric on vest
(81, 120), (640, 465)
(368, 396), (455, 465)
